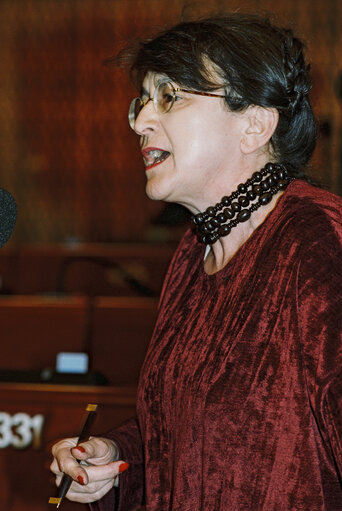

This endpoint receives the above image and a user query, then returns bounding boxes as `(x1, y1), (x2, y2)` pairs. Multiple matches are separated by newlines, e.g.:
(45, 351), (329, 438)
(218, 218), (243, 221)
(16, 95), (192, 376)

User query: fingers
(53, 461), (130, 504)
(82, 460), (130, 483)
(50, 436), (129, 504)
(50, 454), (89, 486)
(55, 477), (115, 504)
(51, 437), (118, 483)
(71, 437), (118, 465)
(51, 437), (83, 481)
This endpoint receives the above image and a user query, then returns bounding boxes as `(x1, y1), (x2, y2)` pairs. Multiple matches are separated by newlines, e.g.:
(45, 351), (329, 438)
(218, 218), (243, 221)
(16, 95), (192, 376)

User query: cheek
(169, 123), (214, 167)
(164, 108), (239, 170)
(172, 141), (209, 176)
(177, 131), (227, 169)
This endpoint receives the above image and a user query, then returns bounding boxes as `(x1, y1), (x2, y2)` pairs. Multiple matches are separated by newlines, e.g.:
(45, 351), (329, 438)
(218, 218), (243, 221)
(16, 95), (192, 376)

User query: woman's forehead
(143, 71), (170, 86)
(141, 61), (225, 93)
(140, 68), (226, 98)
(141, 72), (172, 95)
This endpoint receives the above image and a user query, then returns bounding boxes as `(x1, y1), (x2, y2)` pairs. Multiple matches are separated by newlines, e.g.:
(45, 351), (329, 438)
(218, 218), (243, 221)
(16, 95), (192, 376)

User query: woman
(50, 13), (342, 510)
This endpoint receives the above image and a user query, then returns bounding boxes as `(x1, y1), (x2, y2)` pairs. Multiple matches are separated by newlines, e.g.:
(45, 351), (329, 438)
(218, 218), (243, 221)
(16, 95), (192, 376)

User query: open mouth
(143, 149), (170, 169)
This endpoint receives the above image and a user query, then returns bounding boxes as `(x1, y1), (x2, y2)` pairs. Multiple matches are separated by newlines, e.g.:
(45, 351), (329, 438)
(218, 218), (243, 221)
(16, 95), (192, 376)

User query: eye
(162, 92), (174, 104)
(155, 82), (176, 113)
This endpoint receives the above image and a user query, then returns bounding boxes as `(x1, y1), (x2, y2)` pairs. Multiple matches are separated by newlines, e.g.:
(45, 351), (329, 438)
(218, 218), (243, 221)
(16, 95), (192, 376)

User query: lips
(142, 147), (170, 170)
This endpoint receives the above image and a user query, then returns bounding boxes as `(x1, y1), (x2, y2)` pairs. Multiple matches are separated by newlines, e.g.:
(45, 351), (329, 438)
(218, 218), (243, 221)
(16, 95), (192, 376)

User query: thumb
(71, 437), (114, 464)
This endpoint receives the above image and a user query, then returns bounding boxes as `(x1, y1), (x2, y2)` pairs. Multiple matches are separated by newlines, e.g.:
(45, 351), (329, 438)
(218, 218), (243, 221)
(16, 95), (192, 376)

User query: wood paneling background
(0, 0), (341, 243)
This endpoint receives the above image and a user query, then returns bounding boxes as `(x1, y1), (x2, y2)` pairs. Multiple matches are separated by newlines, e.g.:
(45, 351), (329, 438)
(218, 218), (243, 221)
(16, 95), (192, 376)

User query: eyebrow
(140, 74), (172, 98)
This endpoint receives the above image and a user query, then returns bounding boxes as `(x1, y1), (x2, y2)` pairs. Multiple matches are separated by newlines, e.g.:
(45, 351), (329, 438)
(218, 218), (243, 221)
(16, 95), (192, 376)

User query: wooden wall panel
(0, 295), (88, 371)
(0, 294), (159, 385)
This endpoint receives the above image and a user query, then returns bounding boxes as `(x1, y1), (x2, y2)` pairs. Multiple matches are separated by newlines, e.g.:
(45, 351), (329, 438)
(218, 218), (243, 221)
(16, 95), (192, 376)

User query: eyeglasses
(128, 81), (225, 130)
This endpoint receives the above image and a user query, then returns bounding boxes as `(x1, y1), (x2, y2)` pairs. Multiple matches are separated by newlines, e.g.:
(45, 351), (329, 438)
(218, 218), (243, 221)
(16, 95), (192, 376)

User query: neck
(204, 189), (284, 274)
(189, 162), (294, 274)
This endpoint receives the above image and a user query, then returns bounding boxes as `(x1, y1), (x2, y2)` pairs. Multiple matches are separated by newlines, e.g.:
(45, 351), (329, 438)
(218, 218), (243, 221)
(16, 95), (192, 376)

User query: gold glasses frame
(128, 81), (225, 130)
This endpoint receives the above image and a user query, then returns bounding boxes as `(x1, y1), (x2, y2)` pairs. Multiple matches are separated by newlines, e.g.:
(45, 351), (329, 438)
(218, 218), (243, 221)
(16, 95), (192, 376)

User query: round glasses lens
(155, 82), (175, 114)
(128, 98), (143, 129)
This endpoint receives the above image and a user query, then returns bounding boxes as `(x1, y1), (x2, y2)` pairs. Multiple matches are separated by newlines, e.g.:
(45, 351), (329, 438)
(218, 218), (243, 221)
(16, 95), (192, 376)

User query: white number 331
(0, 412), (44, 449)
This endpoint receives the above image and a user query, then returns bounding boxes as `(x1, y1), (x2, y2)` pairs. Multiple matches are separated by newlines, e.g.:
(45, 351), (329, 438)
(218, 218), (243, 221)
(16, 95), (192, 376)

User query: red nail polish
(77, 475), (85, 485)
(119, 462), (130, 473)
(74, 446), (86, 453)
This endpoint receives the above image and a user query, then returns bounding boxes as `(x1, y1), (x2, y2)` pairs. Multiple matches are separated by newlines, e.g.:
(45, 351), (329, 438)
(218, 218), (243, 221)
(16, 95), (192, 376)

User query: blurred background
(0, 0), (341, 509)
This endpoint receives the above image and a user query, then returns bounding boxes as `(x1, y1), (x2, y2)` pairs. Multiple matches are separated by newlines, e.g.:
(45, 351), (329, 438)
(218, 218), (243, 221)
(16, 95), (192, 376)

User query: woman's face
(134, 72), (251, 213)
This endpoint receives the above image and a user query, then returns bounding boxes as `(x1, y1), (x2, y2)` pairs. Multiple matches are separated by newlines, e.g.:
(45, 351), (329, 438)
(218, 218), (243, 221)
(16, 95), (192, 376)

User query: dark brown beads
(218, 225), (231, 237)
(278, 179), (289, 189)
(206, 206), (216, 217)
(259, 192), (272, 205)
(252, 171), (262, 182)
(237, 209), (251, 222)
(204, 220), (216, 232)
(217, 213), (227, 224)
(208, 233), (219, 244)
(265, 162), (275, 171)
(238, 196), (249, 207)
(253, 184), (263, 195)
(277, 168), (286, 180)
(192, 163), (293, 245)
(231, 202), (241, 212)
(237, 183), (247, 193)
(192, 213), (204, 225)
(223, 208), (234, 219)
(267, 175), (275, 187)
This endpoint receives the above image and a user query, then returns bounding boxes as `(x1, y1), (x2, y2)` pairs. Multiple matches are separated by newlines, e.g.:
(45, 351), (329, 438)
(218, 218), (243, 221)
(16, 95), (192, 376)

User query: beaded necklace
(191, 162), (294, 245)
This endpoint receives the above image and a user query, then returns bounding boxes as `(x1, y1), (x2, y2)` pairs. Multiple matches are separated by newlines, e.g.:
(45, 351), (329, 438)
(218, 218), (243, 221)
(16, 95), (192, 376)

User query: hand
(50, 436), (129, 503)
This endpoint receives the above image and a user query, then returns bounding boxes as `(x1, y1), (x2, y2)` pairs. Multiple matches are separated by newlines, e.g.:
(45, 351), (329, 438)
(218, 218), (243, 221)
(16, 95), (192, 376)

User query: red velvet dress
(91, 180), (342, 511)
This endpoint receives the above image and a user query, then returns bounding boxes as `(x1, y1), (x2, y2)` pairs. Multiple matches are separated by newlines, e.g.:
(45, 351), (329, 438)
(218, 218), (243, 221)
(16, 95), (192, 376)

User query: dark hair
(120, 13), (317, 177)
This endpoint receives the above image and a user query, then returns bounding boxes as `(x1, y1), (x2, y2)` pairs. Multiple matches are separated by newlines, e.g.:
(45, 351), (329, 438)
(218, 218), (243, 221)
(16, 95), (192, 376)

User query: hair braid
(281, 29), (312, 116)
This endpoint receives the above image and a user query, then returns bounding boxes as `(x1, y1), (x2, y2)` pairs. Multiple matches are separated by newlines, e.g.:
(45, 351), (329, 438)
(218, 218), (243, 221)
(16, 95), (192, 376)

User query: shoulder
(256, 180), (342, 298)
(254, 180), (342, 277)
(275, 180), (342, 260)
(283, 180), (342, 238)
(285, 182), (342, 310)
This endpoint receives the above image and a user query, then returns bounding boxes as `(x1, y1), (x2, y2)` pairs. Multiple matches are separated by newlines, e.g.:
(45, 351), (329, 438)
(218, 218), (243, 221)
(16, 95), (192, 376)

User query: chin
(145, 177), (173, 203)
(145, 181), (166, 202)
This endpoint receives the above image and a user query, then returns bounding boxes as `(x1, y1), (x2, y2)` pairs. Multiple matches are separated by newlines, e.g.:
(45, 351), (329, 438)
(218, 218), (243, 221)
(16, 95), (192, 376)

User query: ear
(240, 106), (279, 155)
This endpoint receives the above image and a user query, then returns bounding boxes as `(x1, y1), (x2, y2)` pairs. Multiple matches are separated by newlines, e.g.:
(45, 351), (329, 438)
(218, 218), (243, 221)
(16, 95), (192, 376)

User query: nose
(133, 98), (160, 136)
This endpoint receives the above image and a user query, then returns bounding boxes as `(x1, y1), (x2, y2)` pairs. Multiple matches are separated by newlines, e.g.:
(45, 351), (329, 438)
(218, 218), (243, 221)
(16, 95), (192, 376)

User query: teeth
(144, 150), (170, 166)
(149, 150), (164, 158)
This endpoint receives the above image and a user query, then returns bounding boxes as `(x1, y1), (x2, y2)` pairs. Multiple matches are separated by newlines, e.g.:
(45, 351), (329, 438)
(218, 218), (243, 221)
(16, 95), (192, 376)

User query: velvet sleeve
(298, 222), (342, 479)
(89, 417), (145, 511)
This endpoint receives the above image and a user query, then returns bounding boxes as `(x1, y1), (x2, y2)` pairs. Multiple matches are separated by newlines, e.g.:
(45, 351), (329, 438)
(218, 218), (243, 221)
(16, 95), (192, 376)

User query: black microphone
(0, 188), (17, 248)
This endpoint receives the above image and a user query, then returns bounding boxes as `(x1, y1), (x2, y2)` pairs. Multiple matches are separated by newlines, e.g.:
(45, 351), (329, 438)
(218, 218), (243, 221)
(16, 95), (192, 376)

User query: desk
(0, 383), (137, 511)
